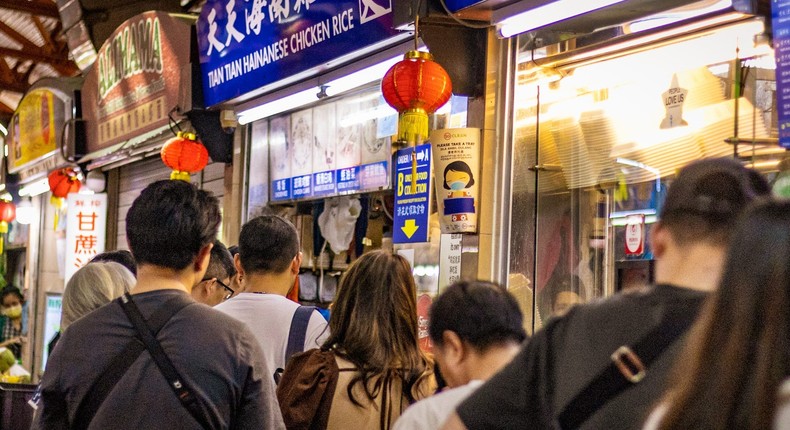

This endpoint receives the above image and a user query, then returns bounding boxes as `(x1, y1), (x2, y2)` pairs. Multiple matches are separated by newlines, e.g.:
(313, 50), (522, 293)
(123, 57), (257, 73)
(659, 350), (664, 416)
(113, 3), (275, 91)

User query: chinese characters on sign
(197, 0), (399, 106)
(64, 193), (107, 284)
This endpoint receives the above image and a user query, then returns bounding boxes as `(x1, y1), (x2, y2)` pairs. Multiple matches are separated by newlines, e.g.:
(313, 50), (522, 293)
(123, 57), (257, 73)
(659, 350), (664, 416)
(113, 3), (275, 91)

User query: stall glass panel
(508, 18), (779, 330)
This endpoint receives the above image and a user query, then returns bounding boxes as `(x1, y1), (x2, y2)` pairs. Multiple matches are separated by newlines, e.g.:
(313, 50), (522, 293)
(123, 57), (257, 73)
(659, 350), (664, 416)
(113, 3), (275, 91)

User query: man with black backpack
(441, 158), (771, 430)
(33, 180), (284, 429)
(215, 215), (329, 382)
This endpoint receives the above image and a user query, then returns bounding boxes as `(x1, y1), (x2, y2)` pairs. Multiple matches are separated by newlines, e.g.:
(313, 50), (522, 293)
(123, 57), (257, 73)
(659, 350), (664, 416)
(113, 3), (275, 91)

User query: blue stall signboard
(313, 170), (337, 197)
(292, 174), (313, 198)
(393, 144), (431, 244)
(774, 0), (790, 147)
(272, 177), (292, 200)
(337, 166), (361, 192)
(197, 0), (401, 107)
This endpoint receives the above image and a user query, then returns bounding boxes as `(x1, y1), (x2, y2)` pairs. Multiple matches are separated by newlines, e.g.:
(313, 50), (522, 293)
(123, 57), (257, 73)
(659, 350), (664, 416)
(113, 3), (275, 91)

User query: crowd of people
(0, 155), (781, 429)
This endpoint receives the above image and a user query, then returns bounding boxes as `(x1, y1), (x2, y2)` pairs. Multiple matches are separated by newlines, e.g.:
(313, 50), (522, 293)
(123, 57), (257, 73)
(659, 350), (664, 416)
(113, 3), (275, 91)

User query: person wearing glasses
(215, 215), (329, 380)
(192, 240), (236, 306)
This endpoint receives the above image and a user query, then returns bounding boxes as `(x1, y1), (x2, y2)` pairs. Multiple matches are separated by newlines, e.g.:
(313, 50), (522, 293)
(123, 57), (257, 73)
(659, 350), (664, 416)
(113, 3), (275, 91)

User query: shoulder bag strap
(285, 306), (317, 362)
(556, 306), (699, 429)
(274, 306), (317, 385)
(73, 294), (193, 430)
(117, 293), (212, 430)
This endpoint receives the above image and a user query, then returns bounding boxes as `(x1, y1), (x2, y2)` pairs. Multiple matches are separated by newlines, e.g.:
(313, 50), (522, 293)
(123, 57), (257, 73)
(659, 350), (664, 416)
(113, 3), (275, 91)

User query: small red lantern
(48, 168), (81, 230)
(48, 168), (81, 198)
(0, 200), (14, 254)
(161, 131), (209, 181)
(381, 50), (452, 144)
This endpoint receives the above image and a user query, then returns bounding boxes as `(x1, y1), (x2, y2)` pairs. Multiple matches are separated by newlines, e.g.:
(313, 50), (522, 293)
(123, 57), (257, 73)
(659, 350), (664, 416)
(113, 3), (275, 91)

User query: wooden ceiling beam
(0, 73), (31, 94)
(0, 0), (60, 18)
(0, 58), (13, 82)
(0, 102), (13, 115)
(0, 46), (75, 70)
(0, 21), (39, 52)
(31, 16), (56, 54)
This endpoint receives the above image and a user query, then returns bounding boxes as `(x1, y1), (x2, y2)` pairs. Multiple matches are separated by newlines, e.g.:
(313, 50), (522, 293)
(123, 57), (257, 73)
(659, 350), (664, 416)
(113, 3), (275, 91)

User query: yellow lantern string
(170, 171), (192, 182)
(50, 196), (64, 230)
(0, 221), (7, 255)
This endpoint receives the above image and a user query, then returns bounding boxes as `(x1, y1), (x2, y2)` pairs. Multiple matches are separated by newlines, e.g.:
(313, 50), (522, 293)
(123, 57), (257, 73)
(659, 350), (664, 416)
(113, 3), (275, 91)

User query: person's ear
(194, 243), (213, 272)
(650, 222), (668, 259)
(234, 254), (245, 278)
(291, 252), (302, 275)
(441, 331), (466, 366)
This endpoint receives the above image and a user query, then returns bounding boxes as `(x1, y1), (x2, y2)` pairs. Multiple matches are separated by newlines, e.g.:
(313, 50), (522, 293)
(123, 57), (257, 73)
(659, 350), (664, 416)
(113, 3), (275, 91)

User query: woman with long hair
(278, 250), (434, 429)
(644, 200), (790, 429)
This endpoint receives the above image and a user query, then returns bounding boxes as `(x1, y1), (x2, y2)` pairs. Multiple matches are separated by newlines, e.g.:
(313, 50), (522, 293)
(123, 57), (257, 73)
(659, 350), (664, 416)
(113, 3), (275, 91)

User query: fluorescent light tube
(19, 179), (50, 197)
(498, 0), (628, 38)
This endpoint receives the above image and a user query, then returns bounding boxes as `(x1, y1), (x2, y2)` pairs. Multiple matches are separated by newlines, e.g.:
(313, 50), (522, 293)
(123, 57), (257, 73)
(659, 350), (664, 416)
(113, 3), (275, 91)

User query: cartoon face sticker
(443, 161), (475, 195)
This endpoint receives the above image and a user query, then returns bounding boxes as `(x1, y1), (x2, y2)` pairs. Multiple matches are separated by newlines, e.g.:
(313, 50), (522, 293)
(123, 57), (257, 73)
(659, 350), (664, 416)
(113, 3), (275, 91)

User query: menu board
(270, 91), (393, 202)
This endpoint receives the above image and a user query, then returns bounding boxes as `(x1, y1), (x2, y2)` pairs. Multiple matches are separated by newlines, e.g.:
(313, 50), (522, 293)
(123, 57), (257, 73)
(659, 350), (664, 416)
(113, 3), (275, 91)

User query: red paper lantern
(161, 131), (209, 181)
(0, 200), (13, 253)
(381, 50), (452, 143)
(48, 168), (81, 198)
(0, 200), (15, 231)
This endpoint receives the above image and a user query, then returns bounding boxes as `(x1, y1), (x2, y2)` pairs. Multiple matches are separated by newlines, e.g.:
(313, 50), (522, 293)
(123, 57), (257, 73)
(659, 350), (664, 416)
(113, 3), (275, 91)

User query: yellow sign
(9, 89), (63, 172)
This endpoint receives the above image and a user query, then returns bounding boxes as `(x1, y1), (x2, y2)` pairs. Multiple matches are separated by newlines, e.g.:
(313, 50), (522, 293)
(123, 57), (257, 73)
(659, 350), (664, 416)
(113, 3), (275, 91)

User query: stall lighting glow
(498, 0), (627, 38)
(627, 0), (733, 33)
(238, 89), (319, 125)
(238, 55), (403, 125)
(15, 198), (34, 225)
(746, 160), (782, 169)
(609, 208), (657, 219)
(18, 179), (50, 197)
(323, 55), (402, 97)
(0, 122), (6, 136)
(611, 215), (657, 226)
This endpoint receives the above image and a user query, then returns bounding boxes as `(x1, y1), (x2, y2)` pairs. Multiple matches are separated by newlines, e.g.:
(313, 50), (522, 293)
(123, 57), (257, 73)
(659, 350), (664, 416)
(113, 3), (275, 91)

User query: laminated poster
(430, 128), (481, 234)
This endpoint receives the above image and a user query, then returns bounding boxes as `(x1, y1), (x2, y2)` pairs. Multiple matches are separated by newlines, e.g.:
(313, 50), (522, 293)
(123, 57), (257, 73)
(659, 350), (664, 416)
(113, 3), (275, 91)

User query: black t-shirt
(456, 284), (708, 430)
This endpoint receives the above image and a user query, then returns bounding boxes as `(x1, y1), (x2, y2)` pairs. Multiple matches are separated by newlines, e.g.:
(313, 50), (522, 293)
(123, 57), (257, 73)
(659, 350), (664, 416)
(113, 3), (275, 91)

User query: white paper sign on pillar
(64, 193), (108, 284)
(439, 233), (463, 293)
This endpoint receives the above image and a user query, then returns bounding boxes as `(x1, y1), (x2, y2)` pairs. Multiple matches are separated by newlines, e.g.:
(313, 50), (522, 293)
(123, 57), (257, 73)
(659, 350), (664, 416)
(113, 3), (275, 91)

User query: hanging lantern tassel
(161, 132), (209, 182)
(399, 109), (429, 146)
(50, 196), (65, 230)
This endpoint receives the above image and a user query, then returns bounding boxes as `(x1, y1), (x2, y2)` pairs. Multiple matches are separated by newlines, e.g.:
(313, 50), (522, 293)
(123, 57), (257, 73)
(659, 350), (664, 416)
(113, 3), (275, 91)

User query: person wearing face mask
(0, 285), (27, 360)
(443, 161), (476, 199)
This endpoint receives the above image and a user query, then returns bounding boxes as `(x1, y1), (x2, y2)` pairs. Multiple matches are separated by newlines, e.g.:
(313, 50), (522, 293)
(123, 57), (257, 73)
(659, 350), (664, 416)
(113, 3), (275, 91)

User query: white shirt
(214, 293), (329, 374)
(393, 380), (484, 430)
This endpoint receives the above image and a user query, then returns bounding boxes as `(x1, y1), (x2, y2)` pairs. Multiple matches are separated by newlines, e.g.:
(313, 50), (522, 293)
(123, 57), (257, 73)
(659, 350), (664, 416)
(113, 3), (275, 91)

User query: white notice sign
(64, 193), (108, 284)
(439, 233), (463, 293)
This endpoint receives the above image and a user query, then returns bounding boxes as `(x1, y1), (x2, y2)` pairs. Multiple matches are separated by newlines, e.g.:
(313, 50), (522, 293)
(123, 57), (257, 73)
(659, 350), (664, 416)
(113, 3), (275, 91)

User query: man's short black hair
(90, 250), (137, 275)
(429, 281), (526, 351)
(205, 240), (236, 281)
(126, 180), (221, 271)
(238, 215), (299, 275)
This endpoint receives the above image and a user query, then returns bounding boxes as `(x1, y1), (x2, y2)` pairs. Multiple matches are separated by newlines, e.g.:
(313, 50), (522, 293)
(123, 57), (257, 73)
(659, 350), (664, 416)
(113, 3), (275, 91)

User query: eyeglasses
(203, 277), (235, 300)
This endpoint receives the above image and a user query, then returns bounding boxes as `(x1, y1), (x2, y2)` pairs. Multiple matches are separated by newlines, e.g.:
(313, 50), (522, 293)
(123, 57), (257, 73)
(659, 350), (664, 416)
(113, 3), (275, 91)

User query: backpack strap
(118, 293), (212, 430)
(73, 294), (194, 430)
(286, 306), (317, 362)
(556, 305), (699, 429)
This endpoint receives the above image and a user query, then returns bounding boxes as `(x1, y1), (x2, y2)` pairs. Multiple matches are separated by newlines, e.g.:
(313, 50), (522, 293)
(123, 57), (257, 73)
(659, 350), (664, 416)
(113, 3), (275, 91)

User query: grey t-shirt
(33, 289), (285, 430)
(457, 284), (708, 430)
